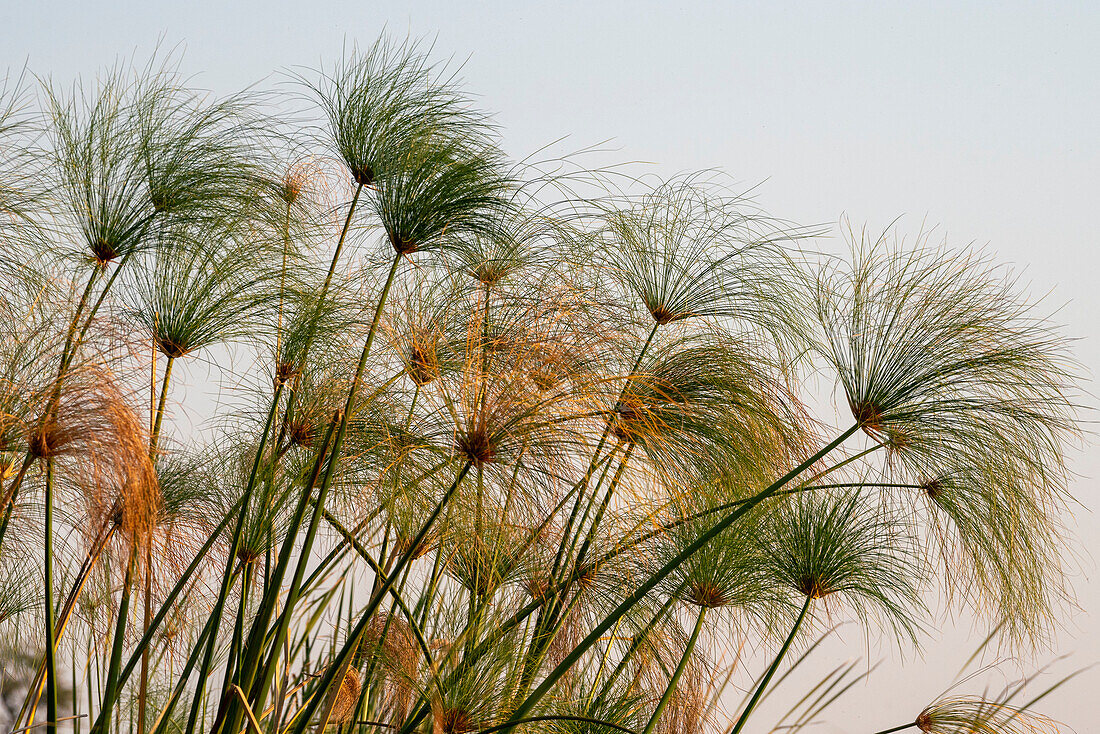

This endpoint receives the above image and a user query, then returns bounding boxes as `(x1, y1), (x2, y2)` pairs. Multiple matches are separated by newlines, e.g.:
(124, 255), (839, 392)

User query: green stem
(641, 607), (707, 734)
(357, 544), (424, 725)
(148, 577), (231, 734)
(280, 248), (401, 532)
(797, 441), (886, 487)
(730, 594), (814, 734)
(514, 324), (659, 693)
(868, 724), (917, 734)
(550, 322), (658, 581)
(322, 508), (444, 701)
(593, 595), (679, 708)
(515, 445), (630, 701)
(137, 543), (154, 734)
(221, 560), (254, 695)
(68, 253), (137, 372)
(232, 250), (404, 730)
(149, 355), (175, 457)
(321, 183), (364, 299)
(361, 252), (403, 368)
(506, 425), (858, 727)
(58, 263), (106, 373)
(0, 454), (34, 553)
(21, 522), (117, 729)
(276, 183), (362, 446)
(44, 461), (57, 734)
(516, 445), (621, 697)
(573, 444), (633, 573)
(586, 614), (624, 710)
(93, 552), (137, 734)
(300, 508), (385, 596)
(287, 462), (473, 734)
(241, 416), (341, 713)
(416, 543), (447, 630)
(182, 381), (287, 734)
(218, 414), (340, 734)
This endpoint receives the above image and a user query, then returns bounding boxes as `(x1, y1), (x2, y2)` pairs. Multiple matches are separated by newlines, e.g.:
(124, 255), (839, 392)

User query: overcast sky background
(1, 2), (1097, 731)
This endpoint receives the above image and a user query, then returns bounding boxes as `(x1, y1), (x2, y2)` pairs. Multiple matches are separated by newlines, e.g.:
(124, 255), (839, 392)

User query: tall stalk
(321, 183), (364, 300)
(39, 262), (115, 734)
(359, 252), (403, 375)
(550, 322), (660, 581)
(137, 543), (154, 734)
(8, 264), (109, 731)
(179, 381), (287, 734)
(276, 183), (364, 442)
(505, 425), (858, 726)
(868, 724), (918, 734)
(223, 415), (340, 730)
(640, 606), (707, 734)
(592, 595), (679, 708)
(218, 248), (404, 734)
(20, 521), (119, 728)
(95, 551), (137, 734)
(136, 346), (174, 734)
(517, 323), (660, 697)
(729, 594), (814, 734)
(571, 443), (634, 575)
(513, 446), (631, 702)
(148, 579), (233, 734)
(43, 461), (57, 734)
(287, 461), (473, 734)
(149, 355), (175, 457)
(92, 491), (251, 723)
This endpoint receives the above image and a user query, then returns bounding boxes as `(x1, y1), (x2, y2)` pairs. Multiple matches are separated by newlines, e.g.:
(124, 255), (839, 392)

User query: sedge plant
(0, 35), (1087, 734)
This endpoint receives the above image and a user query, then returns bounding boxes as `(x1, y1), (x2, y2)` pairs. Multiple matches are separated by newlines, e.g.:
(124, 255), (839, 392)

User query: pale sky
(1, 2), (1097, 731)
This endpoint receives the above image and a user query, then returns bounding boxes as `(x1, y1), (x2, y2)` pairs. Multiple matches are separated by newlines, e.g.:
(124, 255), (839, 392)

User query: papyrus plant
(0, 37), (1084, 734)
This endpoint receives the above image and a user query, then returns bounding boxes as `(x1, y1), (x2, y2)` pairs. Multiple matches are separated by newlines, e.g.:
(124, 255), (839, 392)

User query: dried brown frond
(848, 397), (883, 435)
(361, 613), (420, 724)
(363, 612), (420, 675)
(325, 666), (362, 726)
(26, 368), (160, 549)
(454, 427), (499, 468)
(523, 574), (551, 600)
(153, 334), (190, 360)
(920, 477), (944, 501)
(286, 414), (318, 449)
(392, 525), (440, 561)
(390, 229), (419, 255)
(279, 155), (334, 208)
(610, 384), (679, 446)
(408, 338), (442, 386)
(353, 164), (374, 187)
